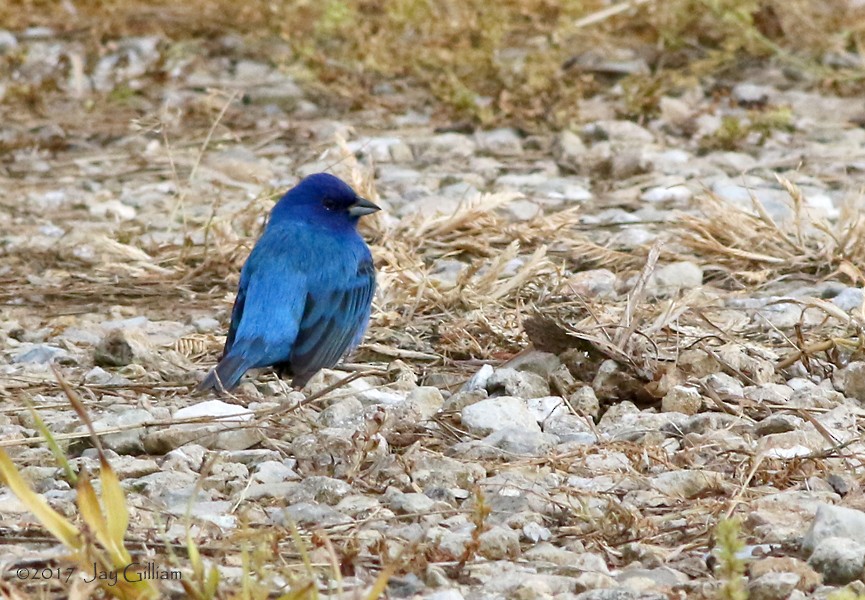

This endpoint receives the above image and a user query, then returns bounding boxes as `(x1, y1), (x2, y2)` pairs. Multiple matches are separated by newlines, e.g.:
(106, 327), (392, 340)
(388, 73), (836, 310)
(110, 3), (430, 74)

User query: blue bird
(198, 173), (380, 392)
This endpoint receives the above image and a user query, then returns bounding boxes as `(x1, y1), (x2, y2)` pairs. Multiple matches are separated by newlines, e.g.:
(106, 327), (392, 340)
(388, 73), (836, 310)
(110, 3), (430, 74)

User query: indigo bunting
(198, 173), (379, 392)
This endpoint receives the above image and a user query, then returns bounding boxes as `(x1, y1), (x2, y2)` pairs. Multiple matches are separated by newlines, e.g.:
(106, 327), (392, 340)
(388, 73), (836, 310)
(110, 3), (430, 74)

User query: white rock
(174, 400), (253, 421)
(526, 396), (568, 423)
(476, 128), (523, 157)
(640, 184), (692, 203)
(461, 397), (541, 436)
(802, 504), (865, 552)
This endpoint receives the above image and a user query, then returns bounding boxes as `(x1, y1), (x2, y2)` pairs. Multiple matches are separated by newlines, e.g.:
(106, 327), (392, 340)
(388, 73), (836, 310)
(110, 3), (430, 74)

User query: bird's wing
(289, 256), (376, 376)
(223, 240), (308, 368)
(223, 269), (249, 356)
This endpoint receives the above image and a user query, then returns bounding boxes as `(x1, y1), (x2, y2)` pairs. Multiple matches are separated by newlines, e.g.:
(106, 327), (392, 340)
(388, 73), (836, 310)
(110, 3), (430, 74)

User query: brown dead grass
(3, 3), (865, 598)
(3, 0), (865, 126)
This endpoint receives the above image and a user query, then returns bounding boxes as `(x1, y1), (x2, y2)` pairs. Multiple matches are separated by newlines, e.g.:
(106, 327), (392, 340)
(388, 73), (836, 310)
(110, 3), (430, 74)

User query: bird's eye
(322, 199), (340, 211)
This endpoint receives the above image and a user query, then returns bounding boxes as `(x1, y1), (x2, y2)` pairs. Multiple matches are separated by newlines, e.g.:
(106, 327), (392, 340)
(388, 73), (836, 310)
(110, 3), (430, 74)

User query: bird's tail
(196, 353), (251, 393)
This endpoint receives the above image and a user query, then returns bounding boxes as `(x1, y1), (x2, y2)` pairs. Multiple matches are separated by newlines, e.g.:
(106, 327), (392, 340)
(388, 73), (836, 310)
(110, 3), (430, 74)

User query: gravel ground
(2, 28), (865, 600)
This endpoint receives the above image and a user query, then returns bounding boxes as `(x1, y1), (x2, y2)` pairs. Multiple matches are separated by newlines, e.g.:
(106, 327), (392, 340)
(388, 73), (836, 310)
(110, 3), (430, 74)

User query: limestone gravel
(3, 28), (865, 599)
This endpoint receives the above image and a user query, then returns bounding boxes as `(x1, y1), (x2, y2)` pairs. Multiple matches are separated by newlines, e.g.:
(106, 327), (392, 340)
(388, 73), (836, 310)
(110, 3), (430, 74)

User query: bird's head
(270, 173), (380, 228)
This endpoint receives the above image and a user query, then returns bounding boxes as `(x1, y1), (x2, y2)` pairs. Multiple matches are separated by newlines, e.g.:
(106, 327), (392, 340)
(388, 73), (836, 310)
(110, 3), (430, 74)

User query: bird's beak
(347, 196), (381, 217)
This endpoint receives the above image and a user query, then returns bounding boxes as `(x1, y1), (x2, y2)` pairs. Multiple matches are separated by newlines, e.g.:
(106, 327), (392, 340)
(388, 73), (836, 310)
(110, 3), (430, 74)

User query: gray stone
(131, 470), (201, 505)
(395, 386), (444, 421)
(609, 226), (657, 249)
(732, 82), (776, 105)
(102, 455), (159, 479)
(658, 96), (694, 130)
(522, 521), (552, 543)
(387, 573), (426, 597)
(88, 199), (136, 221)
(476, 128), (523, 157)
(807, 536), (865, 585)
(192, 317), (221, 333)
(661, 385), (702, 415)
(757, 430), (825, 460)
(174, 400), (252, 421)
(496, 173), (592, 203)
(784, 381), (844, 409)
(223, 448), (283, 466)
(252, 460), (299, 484)
(569, 386), (600, 419)
(616, 566), (688, 589)
(143, 400), (262, 453)
(598, 400), (688, 439)
(425, 590), (465, 600)
(94, 328), (154, 367)
(526, 396), (568, 424)
(93, 408), (153, 454)
(478, 525), (521, 559)
(833, 361), (865, 402)
(565, 269), (617, 299)
(802, 504), (865, 552)
(749, 491), (841, 544)
(507, 351), (562, 379)
(546, 414), (596, 443)
(612, 149), (654, 179)
(428, 259), (467, 287)
(462, 364), (494, 392)
(747, 572), (801, 600)
(555, 129), (588, 169)
(318, 397), (364, 427)
(346, 137), (413, 163)
(407, 452), (485, 490)
(83, 366), (125, 385)
(574, 572), (618, 593)
(440, 181), (480, 200)
(275, 502), (351, 527)
(288, 476), (353, 505)
(583, 120), (654, 143)
(161, 444), (207, 472)
(487, 367), (551, 398)
(649, 261), (703, 293)
(702, 371), (745, 397)
(826, 473), (858, 496)
(334, 495), (383, 519)
(640, 185), (692, 204)
(710, 178), (838, 223)
(291, 427), (377, 477)
(832, 287), (864, 311)
(384, 487), (438, 514)
(244, 482), (301, 501)
(716, 344), (776, 385)
(354, 387), (407, 406)
(502, 199), (540, 222)
(574, 589), (666, 600)
(425, 526), (472, 560)
(414, 133), (476, 160)
(592, 363), (643, 405)
(164, 500), (237, 529)
(461, 397), (541, 436)
(744, 383), (793, 404)
(754, 414), (804, 436)
(0, 30), (18, 52)
(455, 426), (558, 457)
(12, 344), (69, 364)
(443, 389), (488, 412)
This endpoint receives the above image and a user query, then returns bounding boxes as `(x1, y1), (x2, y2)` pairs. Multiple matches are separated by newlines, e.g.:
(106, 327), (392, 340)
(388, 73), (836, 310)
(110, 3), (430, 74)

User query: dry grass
(2, 0), (865, 126)
(2, 2), (865, 598)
